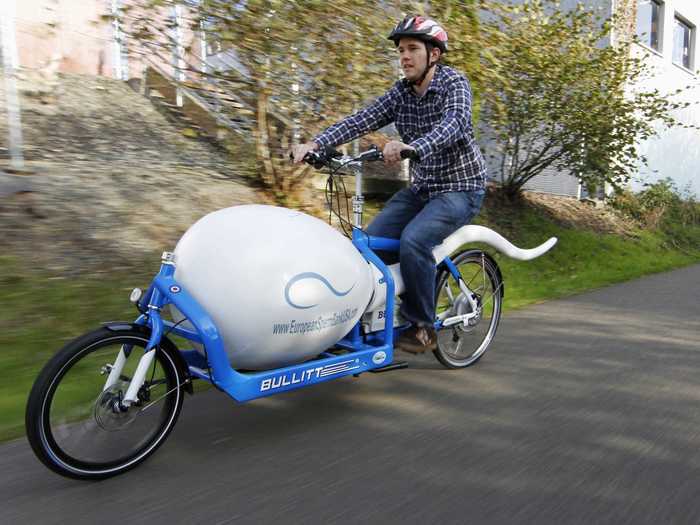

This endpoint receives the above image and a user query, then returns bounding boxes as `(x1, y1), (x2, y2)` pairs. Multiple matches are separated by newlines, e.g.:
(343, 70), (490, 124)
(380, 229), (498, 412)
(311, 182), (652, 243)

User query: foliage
(120, 0), (416, 202)
(607, 189), (645, 223)
(477, 0), (698, 197)
(114, 0), (697, 204)
(608, 179), (700, 251)
(113, 1), (493, 204)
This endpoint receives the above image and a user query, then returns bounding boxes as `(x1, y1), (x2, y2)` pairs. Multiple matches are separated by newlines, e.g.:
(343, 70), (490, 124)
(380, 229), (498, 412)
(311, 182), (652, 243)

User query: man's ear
(431, 47), (442, 63)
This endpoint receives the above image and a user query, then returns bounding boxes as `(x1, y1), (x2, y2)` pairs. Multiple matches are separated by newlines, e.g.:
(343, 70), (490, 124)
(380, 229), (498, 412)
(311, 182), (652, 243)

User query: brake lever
(288, 149), (329, 169)
(305, 151), (327, 169)
(356, 144), (383, 162)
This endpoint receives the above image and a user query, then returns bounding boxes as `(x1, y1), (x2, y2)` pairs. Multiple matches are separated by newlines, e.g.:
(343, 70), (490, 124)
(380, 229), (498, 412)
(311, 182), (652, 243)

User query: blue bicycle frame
(133, 227), (461, 404)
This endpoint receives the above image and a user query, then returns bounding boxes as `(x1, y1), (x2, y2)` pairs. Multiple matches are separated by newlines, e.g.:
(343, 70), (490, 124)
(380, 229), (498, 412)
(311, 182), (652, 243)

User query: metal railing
(144, 56), (252, 135)
(134, 16), (296, 139)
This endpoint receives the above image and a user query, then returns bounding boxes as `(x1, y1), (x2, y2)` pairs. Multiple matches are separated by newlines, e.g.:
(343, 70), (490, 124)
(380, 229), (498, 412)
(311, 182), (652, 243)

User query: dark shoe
(396, 326), (437, 354)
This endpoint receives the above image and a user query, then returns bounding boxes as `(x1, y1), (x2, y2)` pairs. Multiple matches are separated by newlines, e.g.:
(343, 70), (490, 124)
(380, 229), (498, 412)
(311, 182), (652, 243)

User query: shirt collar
(425, 64), (445, 95)
(401, 64), (445, 97)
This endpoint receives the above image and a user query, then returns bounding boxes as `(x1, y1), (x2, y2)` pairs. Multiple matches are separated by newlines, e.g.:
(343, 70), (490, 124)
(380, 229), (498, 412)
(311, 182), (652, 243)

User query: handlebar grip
(400, 149), (419, 161)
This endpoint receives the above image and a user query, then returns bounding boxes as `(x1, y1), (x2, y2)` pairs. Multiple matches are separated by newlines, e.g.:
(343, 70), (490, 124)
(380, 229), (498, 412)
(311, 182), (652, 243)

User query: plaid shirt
(314, 64), (486, 196)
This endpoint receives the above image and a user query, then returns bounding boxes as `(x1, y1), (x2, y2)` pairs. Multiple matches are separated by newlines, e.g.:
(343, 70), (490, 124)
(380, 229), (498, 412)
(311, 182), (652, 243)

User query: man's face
(397, 37), (439, 81)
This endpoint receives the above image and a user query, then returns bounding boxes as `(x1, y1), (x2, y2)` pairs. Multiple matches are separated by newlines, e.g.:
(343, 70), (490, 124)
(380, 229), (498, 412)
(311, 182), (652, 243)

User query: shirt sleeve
(314, 83), (401, 148)
(409, 77), (472, 161)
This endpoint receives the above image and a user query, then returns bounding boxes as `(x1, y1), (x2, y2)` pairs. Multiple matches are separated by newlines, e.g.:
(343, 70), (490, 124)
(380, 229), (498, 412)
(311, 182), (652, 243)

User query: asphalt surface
(3, 264), (700, 524)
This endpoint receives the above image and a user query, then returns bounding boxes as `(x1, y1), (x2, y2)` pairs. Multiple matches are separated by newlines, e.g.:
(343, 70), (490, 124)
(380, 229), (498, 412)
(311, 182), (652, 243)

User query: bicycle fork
(102, 289), (166, 407)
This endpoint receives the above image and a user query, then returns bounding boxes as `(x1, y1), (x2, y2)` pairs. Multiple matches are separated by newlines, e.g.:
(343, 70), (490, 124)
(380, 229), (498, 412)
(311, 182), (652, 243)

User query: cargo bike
(25, 146), (557, 479)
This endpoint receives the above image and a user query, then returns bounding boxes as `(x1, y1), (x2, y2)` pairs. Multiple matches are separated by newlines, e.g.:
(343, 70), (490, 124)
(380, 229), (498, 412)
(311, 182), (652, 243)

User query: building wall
(491, 0), (700, 199)
(14, 0), (114, 76)
(522, 166), (582, 196)
(8, 0), (698, 197)
(11, 0), (203, 82)
(630, 0), (700, 197)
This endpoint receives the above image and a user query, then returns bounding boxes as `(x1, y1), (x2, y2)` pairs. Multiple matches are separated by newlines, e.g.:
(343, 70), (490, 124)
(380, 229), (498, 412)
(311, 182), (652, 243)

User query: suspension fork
(124, 287), (165, 405)
(102, 291), (166, 407)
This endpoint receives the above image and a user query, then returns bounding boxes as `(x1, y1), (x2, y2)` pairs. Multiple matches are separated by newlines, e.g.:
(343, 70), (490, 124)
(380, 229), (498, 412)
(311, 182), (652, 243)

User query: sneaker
(395, 326), (437, 354)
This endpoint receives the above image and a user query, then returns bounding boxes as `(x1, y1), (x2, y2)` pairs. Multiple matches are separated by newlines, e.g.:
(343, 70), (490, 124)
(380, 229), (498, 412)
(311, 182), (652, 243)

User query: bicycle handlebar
(290, 144), (418, 170)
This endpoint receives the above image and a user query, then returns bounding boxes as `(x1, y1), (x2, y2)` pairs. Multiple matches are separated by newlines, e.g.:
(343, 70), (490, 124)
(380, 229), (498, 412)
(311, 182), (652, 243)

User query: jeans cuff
(399, 305), (432, 328)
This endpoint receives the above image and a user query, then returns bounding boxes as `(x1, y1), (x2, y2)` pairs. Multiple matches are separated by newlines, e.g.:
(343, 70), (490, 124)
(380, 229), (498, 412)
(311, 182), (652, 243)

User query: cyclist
(292, 15), (487, 354)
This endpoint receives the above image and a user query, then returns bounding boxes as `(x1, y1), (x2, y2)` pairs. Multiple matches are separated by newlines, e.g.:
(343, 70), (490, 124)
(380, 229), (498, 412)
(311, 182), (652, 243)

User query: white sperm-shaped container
(171, 205), (374, 370)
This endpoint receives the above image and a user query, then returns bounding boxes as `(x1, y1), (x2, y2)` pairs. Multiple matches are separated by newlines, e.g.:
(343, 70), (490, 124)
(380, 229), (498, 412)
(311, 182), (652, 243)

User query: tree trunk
(255, 89), (276, 189)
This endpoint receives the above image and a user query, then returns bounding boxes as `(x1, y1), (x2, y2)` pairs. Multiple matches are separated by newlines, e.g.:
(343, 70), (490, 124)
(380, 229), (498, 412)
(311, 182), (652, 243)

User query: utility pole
(1, 0), (26, 171)
(173, 3), (185, 107)
(111, 0), (129, 80)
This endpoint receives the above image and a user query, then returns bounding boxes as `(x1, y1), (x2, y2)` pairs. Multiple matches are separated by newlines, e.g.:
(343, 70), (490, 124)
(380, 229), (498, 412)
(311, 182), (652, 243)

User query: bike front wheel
(25, 326), (184, 480)
(434, 250), (503, 369)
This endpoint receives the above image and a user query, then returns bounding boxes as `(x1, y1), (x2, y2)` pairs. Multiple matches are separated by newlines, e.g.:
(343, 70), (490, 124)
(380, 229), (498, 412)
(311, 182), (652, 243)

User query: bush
(607, 189), (644, 223)
(609, 179), (700, 251)
(638, 178), (680, 228)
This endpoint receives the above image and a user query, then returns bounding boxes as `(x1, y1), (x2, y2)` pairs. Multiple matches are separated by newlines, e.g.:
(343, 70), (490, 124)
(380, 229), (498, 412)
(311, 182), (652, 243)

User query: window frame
(672, 13), (696, 73)
(636, 0), (665, 54)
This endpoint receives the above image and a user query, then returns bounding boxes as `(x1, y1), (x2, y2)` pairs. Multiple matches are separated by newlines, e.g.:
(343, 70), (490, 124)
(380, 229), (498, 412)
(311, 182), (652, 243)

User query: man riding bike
(292, 15), (487, 354)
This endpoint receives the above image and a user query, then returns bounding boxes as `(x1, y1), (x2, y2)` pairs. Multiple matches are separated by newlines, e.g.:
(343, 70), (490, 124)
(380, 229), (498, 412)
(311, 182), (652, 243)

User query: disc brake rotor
(93, 382), (139, 431)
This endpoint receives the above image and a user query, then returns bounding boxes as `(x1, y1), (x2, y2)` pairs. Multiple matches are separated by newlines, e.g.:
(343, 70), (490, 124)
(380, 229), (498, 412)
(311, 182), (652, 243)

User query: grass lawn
(2, 200), (699, 442)
(0, 259), (157, 442)
(473, 202), (700, 310)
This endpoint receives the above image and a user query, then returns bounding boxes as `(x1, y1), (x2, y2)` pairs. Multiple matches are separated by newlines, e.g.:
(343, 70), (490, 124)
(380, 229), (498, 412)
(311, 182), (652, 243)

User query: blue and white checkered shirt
(314, 64), (486, 196)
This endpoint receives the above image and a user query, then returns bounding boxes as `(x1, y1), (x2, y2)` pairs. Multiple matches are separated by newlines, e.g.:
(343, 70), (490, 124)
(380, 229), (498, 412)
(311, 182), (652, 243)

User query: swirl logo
(284, 272), (355, 310)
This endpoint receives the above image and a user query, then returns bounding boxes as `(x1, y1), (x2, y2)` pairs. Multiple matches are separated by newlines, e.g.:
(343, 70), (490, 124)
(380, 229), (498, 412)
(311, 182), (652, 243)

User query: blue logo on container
(284, 272), (355, 310)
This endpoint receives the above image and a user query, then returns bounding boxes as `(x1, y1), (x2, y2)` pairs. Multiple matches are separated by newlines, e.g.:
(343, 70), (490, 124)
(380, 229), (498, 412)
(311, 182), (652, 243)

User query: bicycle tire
(25, 326), (184, 480)
(433, 250), (503, 369)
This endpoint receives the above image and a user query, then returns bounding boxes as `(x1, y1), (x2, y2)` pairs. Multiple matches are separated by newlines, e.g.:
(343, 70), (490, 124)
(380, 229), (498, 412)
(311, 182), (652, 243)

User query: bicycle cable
(324, 158), (370, 239)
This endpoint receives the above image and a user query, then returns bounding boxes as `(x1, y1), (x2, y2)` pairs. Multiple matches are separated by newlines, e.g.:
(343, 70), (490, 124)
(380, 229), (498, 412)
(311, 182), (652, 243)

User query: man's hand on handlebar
(291, 142), (320, 164)
(290, 142), (416, 169)
(383, 140), (416, 164)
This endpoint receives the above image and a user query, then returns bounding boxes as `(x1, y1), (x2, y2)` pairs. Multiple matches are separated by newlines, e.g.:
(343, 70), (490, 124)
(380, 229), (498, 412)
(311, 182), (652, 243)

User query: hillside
(0, 71), (261, 273)
(0, 71), (656, 276)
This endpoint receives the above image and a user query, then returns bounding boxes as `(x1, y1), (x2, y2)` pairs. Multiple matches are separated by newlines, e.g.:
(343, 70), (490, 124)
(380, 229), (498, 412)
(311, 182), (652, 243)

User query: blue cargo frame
(134, 227), (459, 403)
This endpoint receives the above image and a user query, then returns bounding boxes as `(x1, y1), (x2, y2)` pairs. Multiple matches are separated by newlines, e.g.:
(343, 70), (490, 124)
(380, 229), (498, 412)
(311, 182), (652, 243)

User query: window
(673, 16), (694, 70)
(636, 0), (662, 51)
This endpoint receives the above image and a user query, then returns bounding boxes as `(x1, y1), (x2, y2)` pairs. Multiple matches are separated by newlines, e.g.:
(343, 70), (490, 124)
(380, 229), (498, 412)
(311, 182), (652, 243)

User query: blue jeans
(365, 188), (485, 327)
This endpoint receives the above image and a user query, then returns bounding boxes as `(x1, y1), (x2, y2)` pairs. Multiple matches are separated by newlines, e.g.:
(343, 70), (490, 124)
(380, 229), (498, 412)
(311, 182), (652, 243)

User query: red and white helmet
(388, 15), (448, 53)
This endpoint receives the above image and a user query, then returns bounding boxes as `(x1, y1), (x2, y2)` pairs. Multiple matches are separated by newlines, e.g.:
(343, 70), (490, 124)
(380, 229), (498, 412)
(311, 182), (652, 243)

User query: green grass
(474, 209), (700, 310)
(2, 201), (699, 443)
(0, 259), (158, 442)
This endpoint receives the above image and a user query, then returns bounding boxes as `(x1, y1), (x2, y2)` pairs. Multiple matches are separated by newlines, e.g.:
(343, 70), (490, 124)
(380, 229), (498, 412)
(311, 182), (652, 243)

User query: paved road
(3, 264), (700, 524)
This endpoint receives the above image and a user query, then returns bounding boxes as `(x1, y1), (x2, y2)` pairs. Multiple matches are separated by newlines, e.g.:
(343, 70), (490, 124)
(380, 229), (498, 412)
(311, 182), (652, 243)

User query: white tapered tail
(432, 225), (558, 263)
(365, 226), (557, 314)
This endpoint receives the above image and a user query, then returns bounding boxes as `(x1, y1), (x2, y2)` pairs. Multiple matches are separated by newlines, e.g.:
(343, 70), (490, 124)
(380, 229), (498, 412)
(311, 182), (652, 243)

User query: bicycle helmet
(388, 15), (448, 85)
(387, 15), (448, 53)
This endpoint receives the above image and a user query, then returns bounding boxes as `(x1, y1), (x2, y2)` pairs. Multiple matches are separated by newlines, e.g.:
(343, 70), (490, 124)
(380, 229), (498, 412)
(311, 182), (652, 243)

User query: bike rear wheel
(434, 250), (503, 369)
(25, 326), (184, 480)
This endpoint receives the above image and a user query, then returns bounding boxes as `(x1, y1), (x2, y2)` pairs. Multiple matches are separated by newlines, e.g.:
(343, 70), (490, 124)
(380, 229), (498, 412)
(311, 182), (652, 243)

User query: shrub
(608, 189), (644, 223)
(610, 179), (700, 252)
